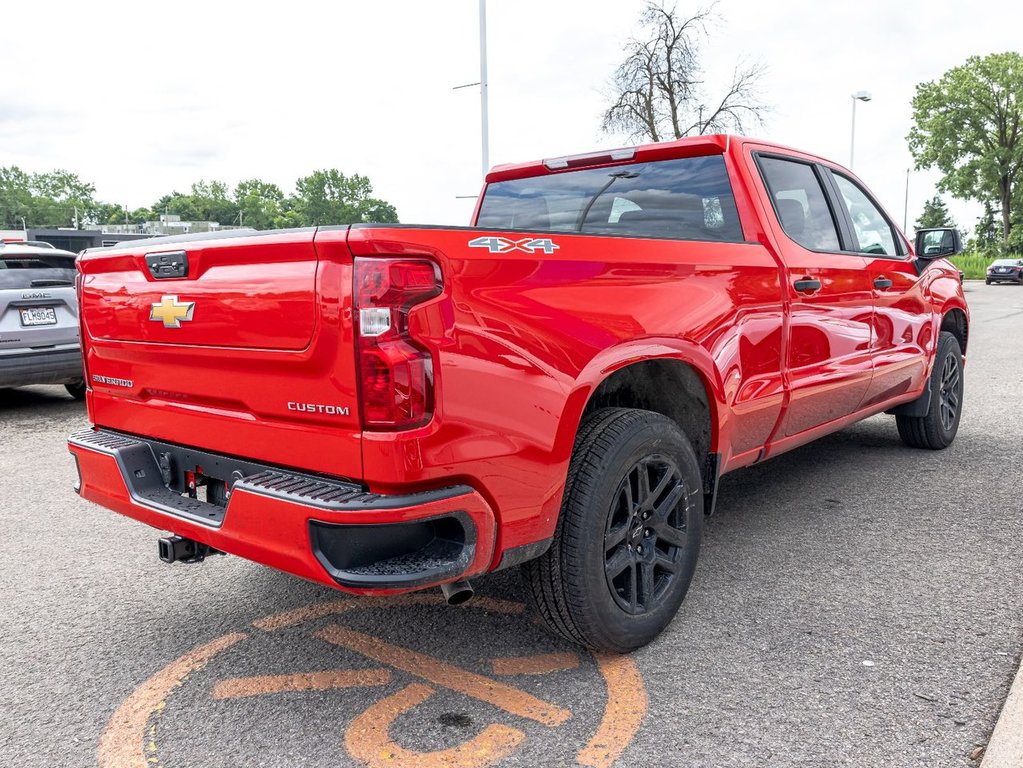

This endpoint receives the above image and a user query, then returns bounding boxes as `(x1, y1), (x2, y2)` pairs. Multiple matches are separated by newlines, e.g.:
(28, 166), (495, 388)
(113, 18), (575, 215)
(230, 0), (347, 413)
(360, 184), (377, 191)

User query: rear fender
(551, 339), (728, 481)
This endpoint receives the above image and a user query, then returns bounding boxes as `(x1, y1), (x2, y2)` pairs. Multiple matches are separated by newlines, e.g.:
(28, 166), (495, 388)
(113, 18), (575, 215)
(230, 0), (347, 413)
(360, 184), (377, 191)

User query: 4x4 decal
(468, 236), (560, 254)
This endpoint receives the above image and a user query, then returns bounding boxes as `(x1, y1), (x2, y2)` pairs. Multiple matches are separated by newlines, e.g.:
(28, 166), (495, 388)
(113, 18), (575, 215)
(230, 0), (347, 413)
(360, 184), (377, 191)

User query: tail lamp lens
(354, 258), (442, 430)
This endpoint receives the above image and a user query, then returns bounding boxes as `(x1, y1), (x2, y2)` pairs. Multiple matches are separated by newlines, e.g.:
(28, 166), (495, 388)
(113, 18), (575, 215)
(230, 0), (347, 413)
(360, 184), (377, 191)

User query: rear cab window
(755, 156), (842, 252)
(476, 155), (745, 243)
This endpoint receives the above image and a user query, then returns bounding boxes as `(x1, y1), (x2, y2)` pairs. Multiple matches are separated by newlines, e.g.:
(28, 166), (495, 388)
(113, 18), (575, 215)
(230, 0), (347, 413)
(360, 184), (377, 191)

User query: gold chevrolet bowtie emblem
(150, 295), (195, 329)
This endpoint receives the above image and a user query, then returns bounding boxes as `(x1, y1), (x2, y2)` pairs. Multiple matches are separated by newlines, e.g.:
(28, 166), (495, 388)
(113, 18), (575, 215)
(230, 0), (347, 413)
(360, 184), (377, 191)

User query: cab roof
(484, 134), (841, 184)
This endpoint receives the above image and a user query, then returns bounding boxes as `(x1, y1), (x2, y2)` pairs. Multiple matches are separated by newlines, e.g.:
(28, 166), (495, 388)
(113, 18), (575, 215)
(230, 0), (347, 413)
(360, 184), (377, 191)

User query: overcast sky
(2, 0), (1017, 233)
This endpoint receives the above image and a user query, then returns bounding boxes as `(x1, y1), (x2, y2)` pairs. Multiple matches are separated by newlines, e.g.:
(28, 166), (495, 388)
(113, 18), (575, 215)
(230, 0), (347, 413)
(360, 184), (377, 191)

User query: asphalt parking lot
(2, 282), (1021, 768)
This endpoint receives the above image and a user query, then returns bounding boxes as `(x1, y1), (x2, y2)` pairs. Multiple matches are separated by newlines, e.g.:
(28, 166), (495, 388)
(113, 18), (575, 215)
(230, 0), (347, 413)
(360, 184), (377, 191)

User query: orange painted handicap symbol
(98, 595), (648, 768)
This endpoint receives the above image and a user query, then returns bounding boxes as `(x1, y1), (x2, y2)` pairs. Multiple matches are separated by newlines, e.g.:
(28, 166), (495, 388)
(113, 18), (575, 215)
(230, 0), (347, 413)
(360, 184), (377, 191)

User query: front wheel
(521, 408), (703, 652)
(896, 331), (963, 449)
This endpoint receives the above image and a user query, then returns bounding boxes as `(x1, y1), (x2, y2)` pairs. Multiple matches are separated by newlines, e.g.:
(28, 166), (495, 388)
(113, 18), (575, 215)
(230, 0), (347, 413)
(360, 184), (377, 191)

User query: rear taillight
(354, 257), (442, 430)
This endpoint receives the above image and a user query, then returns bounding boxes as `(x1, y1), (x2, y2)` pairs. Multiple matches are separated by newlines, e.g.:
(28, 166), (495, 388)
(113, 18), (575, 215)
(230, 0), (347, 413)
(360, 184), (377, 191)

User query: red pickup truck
(69, 135), (968, 651)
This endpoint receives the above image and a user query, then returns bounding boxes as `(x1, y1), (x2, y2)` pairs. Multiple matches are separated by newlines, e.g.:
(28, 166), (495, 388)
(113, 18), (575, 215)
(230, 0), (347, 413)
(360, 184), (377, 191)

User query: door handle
(873, 276), (893, 290)
(793, 278), (822, 293)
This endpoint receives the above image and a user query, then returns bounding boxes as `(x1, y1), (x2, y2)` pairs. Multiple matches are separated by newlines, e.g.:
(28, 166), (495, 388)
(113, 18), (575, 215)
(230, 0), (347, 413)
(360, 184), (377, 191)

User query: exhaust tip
(440, 579), (474, 606)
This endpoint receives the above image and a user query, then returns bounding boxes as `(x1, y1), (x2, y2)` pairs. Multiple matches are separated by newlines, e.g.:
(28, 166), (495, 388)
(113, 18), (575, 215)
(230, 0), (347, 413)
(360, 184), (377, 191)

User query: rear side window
(757, 156), (841, 252)
(476, 155), (744, 243)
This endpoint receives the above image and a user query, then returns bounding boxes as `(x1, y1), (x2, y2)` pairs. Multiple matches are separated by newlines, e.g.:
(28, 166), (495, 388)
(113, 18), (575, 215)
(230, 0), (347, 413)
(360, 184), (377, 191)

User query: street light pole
(903, 168), (910, 232)
(849, 90), (872, 169)
(479, 0), (490, 179)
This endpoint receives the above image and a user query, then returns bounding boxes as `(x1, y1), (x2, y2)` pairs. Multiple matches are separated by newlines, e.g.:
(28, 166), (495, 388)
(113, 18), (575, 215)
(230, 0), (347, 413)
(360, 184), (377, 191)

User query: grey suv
(0, 242), (84, 399)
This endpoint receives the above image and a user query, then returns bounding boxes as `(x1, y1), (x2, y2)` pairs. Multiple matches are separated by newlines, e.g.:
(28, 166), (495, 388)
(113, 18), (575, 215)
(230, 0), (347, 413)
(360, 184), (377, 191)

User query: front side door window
(830, 174), (899, 256)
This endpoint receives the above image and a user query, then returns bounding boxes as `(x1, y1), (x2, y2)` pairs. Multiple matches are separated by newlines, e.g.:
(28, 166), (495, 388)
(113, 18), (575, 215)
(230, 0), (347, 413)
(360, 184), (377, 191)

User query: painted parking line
(345, 682), (526, 768)
(316, 624), (572, 727)
(212, 668), (392, 700)
(97, 632), (247, 768)
(491, 651), (580, 676)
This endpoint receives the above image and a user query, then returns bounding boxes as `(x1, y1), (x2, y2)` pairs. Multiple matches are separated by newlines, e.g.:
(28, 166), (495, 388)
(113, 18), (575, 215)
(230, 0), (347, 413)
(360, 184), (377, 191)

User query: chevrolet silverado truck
(68, 135), (968, 652)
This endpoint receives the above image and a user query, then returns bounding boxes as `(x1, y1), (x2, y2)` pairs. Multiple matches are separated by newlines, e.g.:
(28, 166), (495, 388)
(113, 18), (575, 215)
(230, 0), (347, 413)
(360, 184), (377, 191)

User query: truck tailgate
(78, 228), (362, 479)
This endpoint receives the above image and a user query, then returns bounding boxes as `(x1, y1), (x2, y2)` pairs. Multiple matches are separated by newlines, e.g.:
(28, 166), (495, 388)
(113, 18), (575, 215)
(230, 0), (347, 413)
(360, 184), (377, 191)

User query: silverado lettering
(68, 134), (968, 651)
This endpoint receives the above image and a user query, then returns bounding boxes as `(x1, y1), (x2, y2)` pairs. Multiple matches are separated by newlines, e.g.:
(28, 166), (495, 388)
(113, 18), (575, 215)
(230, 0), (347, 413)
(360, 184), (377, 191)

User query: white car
(0, 242), (84, 398)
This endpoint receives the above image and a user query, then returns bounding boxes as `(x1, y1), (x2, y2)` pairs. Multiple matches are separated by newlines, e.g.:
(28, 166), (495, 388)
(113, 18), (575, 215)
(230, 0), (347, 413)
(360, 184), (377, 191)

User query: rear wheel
(896, 331), (963, 449)
(521, 408), (703, 652)
(65, 381), (86, 400)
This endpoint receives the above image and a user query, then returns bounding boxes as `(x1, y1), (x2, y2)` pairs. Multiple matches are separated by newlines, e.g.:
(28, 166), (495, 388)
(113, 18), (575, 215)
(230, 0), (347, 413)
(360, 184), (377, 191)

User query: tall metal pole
(849, 91), (872, 169)
(850, 96), (857, 169)
(479, 0), (490, 179)
(903, 168), (910, 231)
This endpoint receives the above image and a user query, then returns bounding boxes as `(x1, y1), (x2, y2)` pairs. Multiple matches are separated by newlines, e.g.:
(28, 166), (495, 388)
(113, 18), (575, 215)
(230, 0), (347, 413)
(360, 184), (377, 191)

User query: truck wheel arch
(551, 345), (728, 517)
(940, 306), (968, 356)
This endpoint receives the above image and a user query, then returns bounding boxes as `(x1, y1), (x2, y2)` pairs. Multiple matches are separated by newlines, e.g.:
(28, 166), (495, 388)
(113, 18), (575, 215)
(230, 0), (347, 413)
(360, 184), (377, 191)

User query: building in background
(100, 214), (245, 237)
(3, 215), (245, 251)
(7, 228), (149, 252)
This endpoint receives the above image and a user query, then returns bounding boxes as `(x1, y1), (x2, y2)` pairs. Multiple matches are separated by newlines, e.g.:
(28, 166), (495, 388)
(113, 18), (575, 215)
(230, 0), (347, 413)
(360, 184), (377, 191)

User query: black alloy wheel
(937, 352), (961, 433)
(522, 407), (703, 652)
(896, 331), (964, 450)
(603, 455), (689, 615)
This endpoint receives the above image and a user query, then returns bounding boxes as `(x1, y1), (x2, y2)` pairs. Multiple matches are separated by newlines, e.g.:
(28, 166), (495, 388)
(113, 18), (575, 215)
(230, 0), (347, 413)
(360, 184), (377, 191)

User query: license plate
(19, 307), (57, 326)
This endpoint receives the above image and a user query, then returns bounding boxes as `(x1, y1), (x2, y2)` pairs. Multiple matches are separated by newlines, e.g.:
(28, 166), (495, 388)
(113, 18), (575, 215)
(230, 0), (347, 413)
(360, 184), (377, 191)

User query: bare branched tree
(601, 2), (768, 142)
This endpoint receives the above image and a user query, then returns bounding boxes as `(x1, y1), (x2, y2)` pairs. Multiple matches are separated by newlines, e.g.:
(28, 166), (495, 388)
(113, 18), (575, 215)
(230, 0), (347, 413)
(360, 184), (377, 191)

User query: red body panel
(71, 134), (969, 593)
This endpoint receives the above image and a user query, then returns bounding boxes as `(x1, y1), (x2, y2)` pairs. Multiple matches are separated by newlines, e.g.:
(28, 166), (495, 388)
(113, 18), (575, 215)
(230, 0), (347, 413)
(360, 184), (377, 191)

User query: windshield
(991, 259), (1022, 267)
(476, 154), (744, 243)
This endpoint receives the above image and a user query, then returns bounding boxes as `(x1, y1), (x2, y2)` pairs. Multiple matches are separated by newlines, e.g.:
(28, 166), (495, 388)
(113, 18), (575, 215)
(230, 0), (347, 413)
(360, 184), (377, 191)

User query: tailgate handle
(146, 250), (188, 279)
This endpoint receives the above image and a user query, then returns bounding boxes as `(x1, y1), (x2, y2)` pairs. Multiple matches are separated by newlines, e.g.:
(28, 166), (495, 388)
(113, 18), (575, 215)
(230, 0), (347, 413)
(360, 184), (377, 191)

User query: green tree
(234, 179), (285, 230)
(30, 169), (98, 227)
(89, 202), (125, 226)
(128, 207), (156, 225)
(915, 195), (956, 230)
(908, 52), (1023, 243)
(0, 167), (100, 228)
(152, 181), (238, 224)
(0, 166), (33, 228)
(974, 202), (1000, 248)
(292, 169), (398, 226)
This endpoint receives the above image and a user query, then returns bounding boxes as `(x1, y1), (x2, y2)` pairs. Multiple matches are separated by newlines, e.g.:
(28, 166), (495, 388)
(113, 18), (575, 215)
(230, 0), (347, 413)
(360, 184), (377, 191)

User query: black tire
(896, 331), (963, 450)
(65, 381), (86, 400)
(521, 408), (703, 652)
(985, 279), (991, 285)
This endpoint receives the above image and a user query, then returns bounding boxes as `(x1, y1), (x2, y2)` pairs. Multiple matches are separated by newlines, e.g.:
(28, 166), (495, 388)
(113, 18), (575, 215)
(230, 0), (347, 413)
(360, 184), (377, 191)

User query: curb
(981, 650), (1023, 767)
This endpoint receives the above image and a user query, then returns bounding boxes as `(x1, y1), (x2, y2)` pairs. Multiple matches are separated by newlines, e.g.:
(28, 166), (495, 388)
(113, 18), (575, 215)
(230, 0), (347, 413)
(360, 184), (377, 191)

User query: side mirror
(914, 228), (963, 259)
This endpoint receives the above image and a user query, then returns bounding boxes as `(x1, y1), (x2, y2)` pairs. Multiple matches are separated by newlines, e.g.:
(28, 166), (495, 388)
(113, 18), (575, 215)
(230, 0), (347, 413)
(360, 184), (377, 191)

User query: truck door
(824, 170), (930, 410)
(754, 154), (875, 438)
